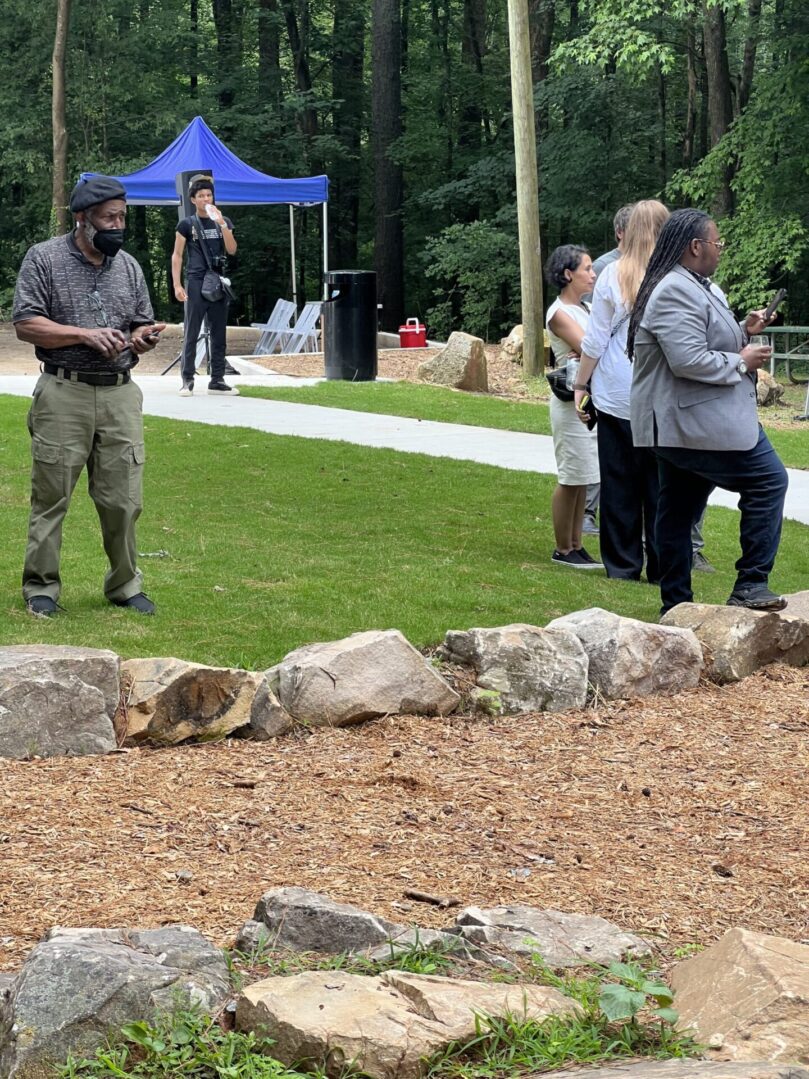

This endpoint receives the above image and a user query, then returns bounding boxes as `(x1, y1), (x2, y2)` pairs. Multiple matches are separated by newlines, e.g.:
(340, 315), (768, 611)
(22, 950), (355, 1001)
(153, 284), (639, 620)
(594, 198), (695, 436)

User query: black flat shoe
(727, 585), (786, 611)
(27, 595), (58, 617)
(111, 592), (156, 615)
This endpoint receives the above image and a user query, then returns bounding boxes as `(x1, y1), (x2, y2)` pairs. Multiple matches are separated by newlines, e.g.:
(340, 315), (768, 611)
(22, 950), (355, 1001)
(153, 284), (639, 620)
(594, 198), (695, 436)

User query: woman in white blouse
(574, 201), (670, 581)
(544, 245), (603, 569)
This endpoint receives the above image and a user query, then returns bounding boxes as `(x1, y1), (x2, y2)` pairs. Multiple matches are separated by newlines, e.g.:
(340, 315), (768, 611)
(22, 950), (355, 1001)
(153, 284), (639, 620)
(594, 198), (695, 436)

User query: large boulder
(441, 624), (588, 712)
(0, 926), (230, 1077)
(454, 905), (651, 966)
(756, 369), (785, 407)
(547, 1064), (809, 1079)
(236, 969), (577, 1079)
(670, 928), (809, 1063)
(546, 608), (703, 698)
(661, 604), (809, 683)
(235, 677), (295, 741)
(267, 630), (459, 727)
(783, 590), (809, 620)
(417, 332), (488, 392)
(121, 657), (278, 744)
(235, 888), (465, 960)
(0, 645), (120, 759)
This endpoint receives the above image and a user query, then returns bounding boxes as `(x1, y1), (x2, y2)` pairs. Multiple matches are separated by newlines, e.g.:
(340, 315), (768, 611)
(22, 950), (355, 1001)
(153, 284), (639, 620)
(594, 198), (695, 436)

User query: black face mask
(92, 228), (126, 258)
(83, 218), (126, 258)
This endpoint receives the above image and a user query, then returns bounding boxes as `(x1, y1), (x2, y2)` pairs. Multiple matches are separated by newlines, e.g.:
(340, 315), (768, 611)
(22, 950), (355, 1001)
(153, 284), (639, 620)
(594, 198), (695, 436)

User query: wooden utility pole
(52, 0), (72, 235)
(507, 0), (543, 375)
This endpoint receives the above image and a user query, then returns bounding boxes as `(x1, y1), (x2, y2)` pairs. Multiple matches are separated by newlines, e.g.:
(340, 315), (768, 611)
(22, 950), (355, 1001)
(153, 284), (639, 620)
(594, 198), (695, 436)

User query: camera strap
(193, 214), (223, 273)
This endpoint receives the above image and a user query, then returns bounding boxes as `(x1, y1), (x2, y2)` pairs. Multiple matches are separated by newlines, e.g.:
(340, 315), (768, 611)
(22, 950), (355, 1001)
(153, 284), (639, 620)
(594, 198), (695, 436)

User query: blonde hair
(617, 200), (670, 308)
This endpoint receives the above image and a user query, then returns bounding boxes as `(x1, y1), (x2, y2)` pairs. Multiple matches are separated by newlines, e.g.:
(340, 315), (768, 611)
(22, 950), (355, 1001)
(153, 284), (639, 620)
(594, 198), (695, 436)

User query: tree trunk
(212, 0), (243, 112)
(530, 0), (555, 85)
(683, 24), (697, 167)
(372, 0), (405, 329)
(738, 0), (762, 112)
(52, 0), (71, 235)
(458, 0), (486, 151)
(429, 0), (453, 173)
(189, 0), (198, 95)
(332, 0), (365, 269)
(258, 0), (282, 110)
(281, 0), (318, 145)
(702, 0), (734, 215)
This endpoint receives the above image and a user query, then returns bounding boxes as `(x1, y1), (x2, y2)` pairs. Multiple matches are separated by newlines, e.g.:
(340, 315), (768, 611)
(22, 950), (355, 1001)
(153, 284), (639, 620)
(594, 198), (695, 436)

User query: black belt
(43, 364), (131, 386)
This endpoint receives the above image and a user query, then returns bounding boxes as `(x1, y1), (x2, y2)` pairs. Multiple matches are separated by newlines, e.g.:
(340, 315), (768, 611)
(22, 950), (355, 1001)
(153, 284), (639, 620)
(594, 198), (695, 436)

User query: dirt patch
(1, 664), (806, 974)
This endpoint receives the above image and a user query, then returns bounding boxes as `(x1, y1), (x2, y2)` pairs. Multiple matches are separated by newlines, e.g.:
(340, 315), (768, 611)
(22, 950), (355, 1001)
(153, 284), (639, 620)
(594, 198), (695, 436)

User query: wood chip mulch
(1, 664), (807, 974)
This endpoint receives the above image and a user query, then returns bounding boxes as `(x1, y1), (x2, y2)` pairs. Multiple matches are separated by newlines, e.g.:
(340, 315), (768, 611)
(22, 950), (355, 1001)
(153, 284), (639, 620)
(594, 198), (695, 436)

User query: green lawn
(1, 394), (806, 669)
(239, 380), (807, 469)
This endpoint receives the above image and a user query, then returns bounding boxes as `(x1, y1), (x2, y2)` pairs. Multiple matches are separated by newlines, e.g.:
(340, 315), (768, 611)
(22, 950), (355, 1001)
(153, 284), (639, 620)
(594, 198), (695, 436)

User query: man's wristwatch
(573, 383), (589, 391)
(737, 359), (749, 375)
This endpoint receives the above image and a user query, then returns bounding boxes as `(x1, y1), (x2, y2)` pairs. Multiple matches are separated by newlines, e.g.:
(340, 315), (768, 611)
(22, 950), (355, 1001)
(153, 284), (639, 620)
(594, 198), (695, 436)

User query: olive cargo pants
(23, 373), (146, 604)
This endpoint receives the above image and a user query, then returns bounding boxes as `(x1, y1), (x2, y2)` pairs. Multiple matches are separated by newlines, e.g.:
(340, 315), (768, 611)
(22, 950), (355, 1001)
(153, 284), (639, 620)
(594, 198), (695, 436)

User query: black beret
(69, 175), (127, 212)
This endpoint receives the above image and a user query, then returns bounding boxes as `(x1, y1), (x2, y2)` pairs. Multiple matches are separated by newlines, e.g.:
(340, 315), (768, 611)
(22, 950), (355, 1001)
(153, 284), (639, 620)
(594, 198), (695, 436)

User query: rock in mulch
(498, 324), (524, 364)
(670, 928), (809, 1063)
(782, 589), (809, 620)
(417, 331), (488, 392)
(121, 657), (286, 744)
(454, 905), (651, 966)
(235, 887), (464, 960)
(547, 1063), (809, 1079)
(0, 973), (15, 999)
(756, 369), (786, 407)
(661, 604), (809, 683)
(441, 623), (588, 712)
(0, 925), (230, 1077)
(236, 969), (577, 1079)
(546, 607), (703, 698)
(0, 645), (120, 760)
(267, 630), (459, 727)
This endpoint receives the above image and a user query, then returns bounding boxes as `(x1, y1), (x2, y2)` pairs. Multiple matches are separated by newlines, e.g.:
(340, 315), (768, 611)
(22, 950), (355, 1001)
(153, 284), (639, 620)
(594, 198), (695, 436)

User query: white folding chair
(251, 299), (296, 355)
(279, 301), (322, 355)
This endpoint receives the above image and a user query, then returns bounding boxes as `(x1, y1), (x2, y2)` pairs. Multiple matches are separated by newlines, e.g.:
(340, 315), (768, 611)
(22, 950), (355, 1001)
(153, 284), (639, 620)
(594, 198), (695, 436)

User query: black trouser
(596, 411), (660, 582)
(181, 277), (229, 382)
(654, 427), (788, 615)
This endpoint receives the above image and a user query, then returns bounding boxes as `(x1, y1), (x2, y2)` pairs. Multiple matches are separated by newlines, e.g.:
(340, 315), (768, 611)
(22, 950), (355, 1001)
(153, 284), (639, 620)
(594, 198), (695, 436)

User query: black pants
(181, 277), (229, 382)
(654, 427), (788, 615)
(597, 411), (660, 582)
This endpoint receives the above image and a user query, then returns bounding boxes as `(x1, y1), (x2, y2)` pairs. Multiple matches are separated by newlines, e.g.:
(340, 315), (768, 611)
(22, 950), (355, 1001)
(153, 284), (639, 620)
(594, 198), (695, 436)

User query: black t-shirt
(177, 214), (234, 279)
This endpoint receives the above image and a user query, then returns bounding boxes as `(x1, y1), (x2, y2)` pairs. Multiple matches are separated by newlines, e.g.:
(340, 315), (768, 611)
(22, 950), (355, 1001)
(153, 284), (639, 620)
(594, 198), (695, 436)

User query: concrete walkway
(1, 372), (807, 526)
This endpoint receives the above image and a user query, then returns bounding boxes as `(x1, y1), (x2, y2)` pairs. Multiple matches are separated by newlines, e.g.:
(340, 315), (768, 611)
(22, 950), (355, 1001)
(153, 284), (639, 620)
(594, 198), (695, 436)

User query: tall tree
(372, 0), (405, 328)
(52, 0), (71, 234)
(331, 0), (365, 268)
(702, 0), (734, 214)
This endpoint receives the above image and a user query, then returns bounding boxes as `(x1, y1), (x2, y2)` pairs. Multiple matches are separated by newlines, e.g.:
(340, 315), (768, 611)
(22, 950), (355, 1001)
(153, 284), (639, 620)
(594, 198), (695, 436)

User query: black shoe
(208, 379), (239, 395)
(727, 585), (786, 611)
(224, 362), (239, 375)
(575, 546), (604, 568)
(692, 550), (716, 573)
(551, 548), (603, 570)
(27, 595), (58, 617)
(111, 592), (156, 615)
(179, 378), (194, 397)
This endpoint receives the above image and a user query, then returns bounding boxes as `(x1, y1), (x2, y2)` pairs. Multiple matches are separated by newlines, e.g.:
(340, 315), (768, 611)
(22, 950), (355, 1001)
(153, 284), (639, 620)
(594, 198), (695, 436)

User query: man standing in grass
(13, 175), (164, 617)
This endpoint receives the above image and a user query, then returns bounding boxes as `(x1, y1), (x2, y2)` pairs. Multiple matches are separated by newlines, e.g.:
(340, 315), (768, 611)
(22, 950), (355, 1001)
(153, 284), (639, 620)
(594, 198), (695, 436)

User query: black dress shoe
(111, 592), (156, 615)
(727, 585), (786, 611)
(27, 595), (58, 617)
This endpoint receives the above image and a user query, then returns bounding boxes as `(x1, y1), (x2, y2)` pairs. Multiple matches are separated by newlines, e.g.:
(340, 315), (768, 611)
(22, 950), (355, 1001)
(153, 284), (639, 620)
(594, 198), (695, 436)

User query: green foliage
(596, 961), (676, 1025)
(234, 935), (461, 980)
(59, 1005), (306, 1077)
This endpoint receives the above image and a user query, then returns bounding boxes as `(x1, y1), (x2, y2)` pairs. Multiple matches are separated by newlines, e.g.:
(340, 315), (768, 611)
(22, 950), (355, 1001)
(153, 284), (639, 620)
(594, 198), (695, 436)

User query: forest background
(0, 0), (807, 340)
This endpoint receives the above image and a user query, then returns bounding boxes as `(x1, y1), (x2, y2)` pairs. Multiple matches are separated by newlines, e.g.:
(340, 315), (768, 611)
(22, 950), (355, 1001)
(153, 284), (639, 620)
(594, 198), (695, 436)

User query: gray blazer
(630, 265), (759, 451)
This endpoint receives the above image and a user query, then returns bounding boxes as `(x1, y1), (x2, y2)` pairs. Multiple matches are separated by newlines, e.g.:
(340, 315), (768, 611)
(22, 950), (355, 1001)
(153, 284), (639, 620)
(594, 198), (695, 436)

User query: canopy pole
(322, 202), (329, 299)
(289, 205), (298, 313)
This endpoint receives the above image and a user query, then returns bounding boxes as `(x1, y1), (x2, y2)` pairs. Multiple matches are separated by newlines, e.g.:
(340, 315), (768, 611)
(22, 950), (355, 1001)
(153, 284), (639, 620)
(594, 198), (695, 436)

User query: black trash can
(322, 270), (378, 381)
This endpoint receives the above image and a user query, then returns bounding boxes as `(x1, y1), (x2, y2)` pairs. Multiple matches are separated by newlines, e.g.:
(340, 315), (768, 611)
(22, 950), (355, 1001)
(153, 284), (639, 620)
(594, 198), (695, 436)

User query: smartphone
(763, 288), (787, 322)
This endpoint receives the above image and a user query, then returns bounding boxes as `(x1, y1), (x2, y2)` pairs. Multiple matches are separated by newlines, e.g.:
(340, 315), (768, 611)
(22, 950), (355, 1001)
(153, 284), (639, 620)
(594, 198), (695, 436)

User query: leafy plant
(59, 1006), (307, 1078)
(597, 960), (677, 1025)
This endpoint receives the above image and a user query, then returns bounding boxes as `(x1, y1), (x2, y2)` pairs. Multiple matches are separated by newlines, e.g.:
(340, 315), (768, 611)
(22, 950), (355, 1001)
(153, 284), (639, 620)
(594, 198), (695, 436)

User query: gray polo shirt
(13, 232), (154, 373)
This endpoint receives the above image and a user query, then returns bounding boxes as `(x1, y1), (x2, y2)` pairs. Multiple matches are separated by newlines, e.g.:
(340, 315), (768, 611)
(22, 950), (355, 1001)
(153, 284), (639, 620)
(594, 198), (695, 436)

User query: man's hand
(131, 322), (167, 354)
(740, 342), (771, 372)
(744, 309), (772, 336)
(174, 284), (187, 303)
(573, 388), (591, 425)
(83, 327), (127, 360)
(205, 203), (224, 225)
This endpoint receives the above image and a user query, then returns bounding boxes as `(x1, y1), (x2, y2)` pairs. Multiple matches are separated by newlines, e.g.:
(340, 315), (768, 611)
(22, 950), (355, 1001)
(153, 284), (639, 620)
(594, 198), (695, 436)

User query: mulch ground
(1, 664), (807, 974)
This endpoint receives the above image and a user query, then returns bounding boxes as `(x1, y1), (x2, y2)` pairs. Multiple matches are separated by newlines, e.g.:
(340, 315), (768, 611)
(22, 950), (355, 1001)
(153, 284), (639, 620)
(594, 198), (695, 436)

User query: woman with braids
(544, 245), (603, 569)
(627, 207), (787, 616)
(574, 199), (670, 582)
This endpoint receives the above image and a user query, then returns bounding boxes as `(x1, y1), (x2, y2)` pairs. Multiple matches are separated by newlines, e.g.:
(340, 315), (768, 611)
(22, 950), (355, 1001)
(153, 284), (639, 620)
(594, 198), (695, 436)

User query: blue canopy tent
(82, 116), (329, 308)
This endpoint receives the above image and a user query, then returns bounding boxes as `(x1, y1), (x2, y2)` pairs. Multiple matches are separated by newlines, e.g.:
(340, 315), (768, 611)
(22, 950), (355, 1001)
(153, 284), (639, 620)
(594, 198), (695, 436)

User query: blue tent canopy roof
(82, 116), (328, 206)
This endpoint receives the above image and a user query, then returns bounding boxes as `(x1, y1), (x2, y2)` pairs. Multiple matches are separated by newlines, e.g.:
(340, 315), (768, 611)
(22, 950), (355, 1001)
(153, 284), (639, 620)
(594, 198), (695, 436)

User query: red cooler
(399, 317), (427, 348)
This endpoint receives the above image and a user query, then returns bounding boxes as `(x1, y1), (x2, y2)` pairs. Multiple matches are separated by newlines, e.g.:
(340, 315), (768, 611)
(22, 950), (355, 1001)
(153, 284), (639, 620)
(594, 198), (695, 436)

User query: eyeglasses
(88, 289), (109, 328)
(696, 238), (727, 252)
